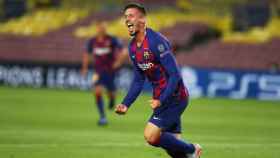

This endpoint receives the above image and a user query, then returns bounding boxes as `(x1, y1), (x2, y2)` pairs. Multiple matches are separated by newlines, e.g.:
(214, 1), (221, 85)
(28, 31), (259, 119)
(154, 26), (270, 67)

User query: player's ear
(139, 16), (146, 25)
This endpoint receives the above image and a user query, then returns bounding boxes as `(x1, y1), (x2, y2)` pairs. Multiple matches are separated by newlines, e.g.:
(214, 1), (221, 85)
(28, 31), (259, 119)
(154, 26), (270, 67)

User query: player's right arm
(81, 39), (93, 76)
(115, 58), (145, 115)
(81, 52), (89, 76)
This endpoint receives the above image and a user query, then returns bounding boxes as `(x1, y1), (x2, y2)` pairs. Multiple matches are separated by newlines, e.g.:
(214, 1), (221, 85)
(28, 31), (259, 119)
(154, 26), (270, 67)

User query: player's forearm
(113, 49), (128, 69)
(159, 52), (181, 103)
(82, 53), (89, 71)
(159, 73), (180, 103)
(121, 78), (144, 108)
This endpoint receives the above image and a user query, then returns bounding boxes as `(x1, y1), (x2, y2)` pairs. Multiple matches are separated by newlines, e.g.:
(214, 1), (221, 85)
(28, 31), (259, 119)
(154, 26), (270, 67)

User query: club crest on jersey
(144, 51), (150, 60)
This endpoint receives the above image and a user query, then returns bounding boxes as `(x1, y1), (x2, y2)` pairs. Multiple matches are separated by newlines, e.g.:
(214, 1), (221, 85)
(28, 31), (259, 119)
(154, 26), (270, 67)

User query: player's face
(124, 8), (144, 36)
(96, 22), (107, 36)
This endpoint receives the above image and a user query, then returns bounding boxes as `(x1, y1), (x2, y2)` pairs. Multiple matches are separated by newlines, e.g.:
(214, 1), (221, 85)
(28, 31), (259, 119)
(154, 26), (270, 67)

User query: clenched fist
(149, 99), (161, 109)
(115, 104), (128, 115)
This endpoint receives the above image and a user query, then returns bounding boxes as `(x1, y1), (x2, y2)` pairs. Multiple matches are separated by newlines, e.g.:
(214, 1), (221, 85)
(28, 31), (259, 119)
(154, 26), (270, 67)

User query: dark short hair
(123, 3), (146, 15)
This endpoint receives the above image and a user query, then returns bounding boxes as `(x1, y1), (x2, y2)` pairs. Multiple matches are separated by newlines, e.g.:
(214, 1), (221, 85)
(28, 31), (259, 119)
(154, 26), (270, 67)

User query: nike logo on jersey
(152, 116), (161, 120)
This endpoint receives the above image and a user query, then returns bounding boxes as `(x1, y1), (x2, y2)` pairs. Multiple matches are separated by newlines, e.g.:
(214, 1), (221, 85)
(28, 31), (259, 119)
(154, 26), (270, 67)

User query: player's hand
(92, 74), (100, 84)
(112, 61), (121, 70)
(149, 99), (161, 109)
(115, 104), (128, 115)
(81, 69), (88, 77)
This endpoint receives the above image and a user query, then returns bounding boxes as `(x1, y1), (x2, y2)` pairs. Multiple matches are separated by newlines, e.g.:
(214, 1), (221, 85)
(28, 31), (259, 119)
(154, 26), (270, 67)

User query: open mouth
(127, 23), (133, 28)
(127, 23), (134, 32)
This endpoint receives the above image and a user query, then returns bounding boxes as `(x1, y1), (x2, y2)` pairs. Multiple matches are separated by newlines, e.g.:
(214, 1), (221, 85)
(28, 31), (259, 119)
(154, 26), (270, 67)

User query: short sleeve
(86, 39), (94, 54)
(112, 37), (123, 50)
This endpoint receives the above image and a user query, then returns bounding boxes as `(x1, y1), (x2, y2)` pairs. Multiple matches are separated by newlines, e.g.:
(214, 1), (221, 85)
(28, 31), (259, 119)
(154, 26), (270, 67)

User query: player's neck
(135, 28), (146, 47)
(96, 34), (106, 41)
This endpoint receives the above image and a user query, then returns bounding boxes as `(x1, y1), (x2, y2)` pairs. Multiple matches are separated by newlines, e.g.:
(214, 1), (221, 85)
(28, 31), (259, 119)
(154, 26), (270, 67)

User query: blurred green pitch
(0, 86), (279, 158)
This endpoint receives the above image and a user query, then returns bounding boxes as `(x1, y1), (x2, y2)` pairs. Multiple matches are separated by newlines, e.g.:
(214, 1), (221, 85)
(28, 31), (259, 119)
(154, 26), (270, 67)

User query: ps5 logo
(182, 67), (280, 100)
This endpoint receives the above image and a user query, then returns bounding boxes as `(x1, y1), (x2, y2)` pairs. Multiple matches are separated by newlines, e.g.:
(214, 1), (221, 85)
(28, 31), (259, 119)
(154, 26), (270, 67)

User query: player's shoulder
(147, 28), (171, 54)
(107, 35), (116, 40)
(108, 35), (123, 45)
(106, 34), (120, 42)
(147, 28), (169, 44)
(127, 38), (135, 50)
(87, 37), (96, 43)
(127, 38), (136, 60)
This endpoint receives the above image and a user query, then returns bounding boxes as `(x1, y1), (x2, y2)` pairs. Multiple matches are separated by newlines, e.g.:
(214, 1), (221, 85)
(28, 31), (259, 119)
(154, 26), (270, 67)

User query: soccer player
(115, 3), (202, 158)
(82, 21), (124, 126)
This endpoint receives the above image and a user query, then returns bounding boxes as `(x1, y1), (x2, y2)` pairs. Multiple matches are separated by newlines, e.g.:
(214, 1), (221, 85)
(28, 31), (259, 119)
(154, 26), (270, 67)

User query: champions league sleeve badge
(158, 44), (165, 53)
(158, 44), (169, 58)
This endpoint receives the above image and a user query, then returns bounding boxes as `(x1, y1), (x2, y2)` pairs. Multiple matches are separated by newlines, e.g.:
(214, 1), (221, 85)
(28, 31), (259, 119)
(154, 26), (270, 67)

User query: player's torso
(130, 30), (188, 101)
(90, 36), (116, 73)
(131, 37), (169, 99)
(91, 37), (115, 60)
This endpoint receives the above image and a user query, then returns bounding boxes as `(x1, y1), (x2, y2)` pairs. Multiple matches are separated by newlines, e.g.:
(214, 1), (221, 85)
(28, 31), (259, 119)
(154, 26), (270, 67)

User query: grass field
(0, 86), (280, 158)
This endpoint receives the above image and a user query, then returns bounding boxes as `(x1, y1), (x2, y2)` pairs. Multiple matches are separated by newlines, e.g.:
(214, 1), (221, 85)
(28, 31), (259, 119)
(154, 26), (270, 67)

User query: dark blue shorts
(94, 73), (116, 91)
(149, 98), (188, 134)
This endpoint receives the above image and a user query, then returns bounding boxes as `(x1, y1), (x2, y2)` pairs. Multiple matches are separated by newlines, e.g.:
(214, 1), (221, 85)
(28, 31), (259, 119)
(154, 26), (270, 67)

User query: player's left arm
(113, 48), (129, 70)
(159, 52), (181, 104)
(153, 35), (182, 105)
(112, 37), (127, 69)
(116, 61), (145, 114)
(81, 39), (93, 76)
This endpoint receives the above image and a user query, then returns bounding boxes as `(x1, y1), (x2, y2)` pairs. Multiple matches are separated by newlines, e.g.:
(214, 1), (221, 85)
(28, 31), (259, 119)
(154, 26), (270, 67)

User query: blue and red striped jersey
(122, 28), (188, 107)
(86, 35), (123, 74)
